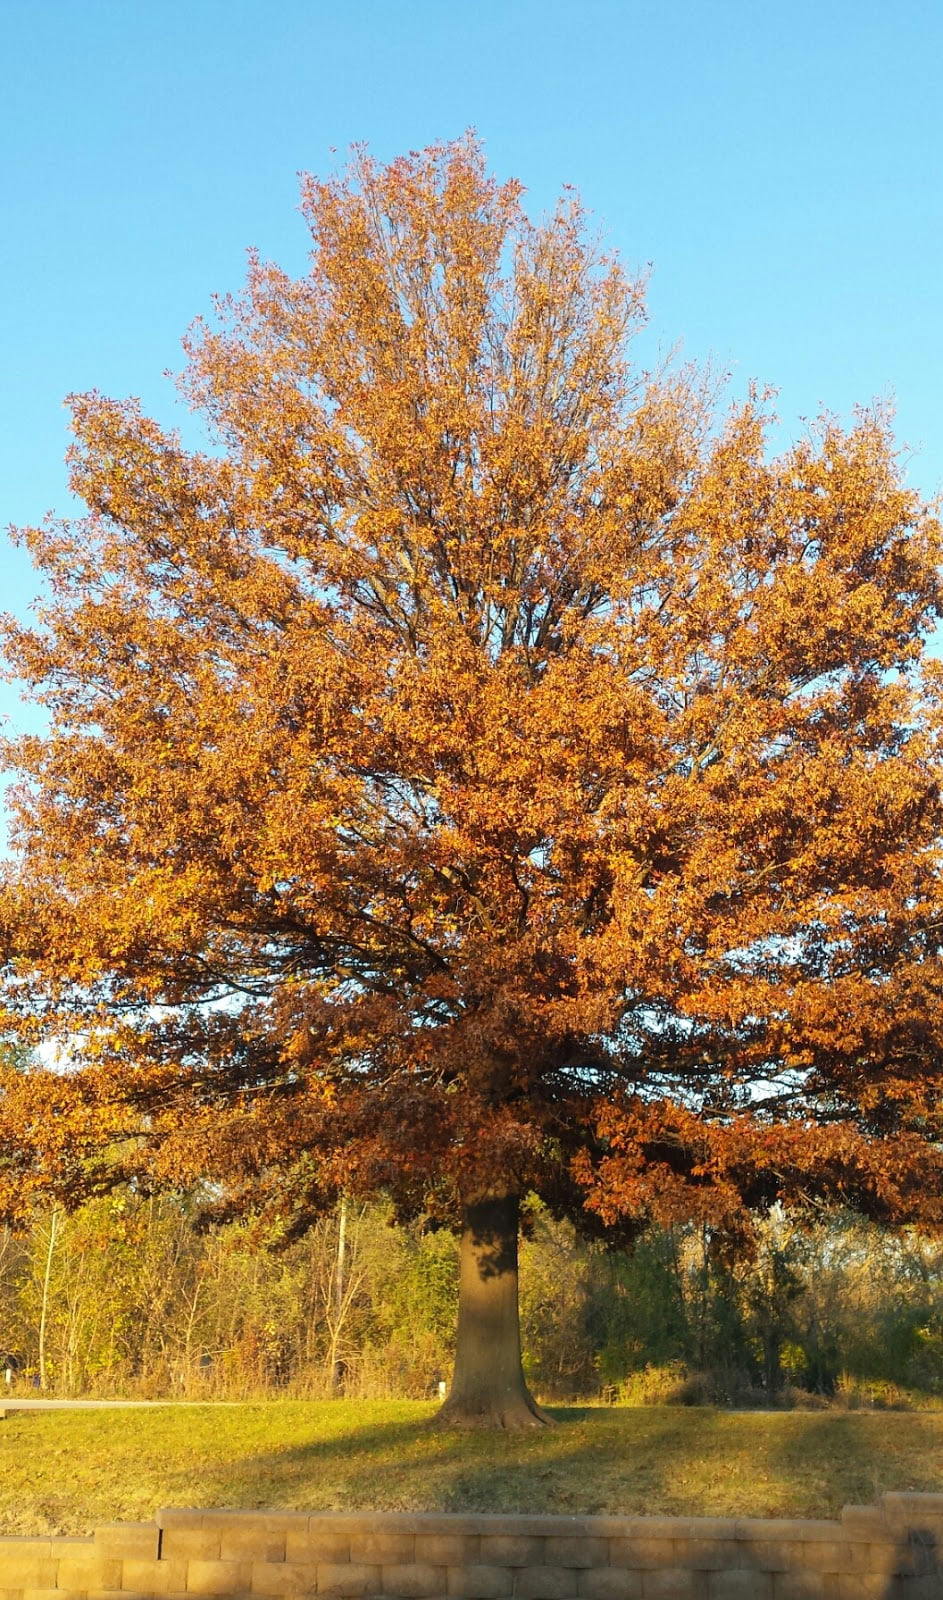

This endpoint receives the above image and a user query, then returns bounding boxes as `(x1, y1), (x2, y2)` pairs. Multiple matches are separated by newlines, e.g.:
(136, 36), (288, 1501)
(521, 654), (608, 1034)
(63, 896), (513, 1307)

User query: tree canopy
(2, 137), (943, 1421)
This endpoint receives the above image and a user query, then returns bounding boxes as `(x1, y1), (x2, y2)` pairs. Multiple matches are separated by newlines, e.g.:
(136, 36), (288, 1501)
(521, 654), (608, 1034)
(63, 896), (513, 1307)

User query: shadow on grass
(9, 1403), (943, 1534)
(151, 1406), (705, 1517)
(738, 1408), (943, 1511)
(170, 1410), (942, 1596)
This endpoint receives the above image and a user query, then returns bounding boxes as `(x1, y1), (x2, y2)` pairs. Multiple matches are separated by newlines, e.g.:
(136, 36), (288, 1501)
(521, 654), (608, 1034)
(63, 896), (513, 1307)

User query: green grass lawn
(2, 1402), (942, 1536)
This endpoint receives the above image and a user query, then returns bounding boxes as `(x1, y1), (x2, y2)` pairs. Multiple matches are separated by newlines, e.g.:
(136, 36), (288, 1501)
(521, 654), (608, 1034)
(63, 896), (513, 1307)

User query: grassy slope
(2, 1402), (942, 1536)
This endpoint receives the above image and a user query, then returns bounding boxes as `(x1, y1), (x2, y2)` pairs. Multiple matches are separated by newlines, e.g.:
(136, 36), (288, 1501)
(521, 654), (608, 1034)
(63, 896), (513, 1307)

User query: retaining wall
(0, 1497), (940, 1600)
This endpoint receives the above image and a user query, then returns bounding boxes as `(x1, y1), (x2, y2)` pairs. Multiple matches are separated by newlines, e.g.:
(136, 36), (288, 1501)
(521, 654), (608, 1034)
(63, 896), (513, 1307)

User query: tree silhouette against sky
(2, 138), (943, 1426)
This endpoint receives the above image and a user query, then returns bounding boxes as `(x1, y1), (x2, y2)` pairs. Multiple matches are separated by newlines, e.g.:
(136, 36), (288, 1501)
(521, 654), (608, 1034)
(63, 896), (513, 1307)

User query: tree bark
(433, 1194), (552, 1429)
(330, 1196), (348, 1395)
(38, 1209), (59, 1391)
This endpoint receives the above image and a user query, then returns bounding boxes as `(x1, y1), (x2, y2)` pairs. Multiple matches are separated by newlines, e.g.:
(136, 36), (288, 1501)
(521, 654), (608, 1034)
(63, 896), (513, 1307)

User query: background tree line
(2, 1193), (941, 1408)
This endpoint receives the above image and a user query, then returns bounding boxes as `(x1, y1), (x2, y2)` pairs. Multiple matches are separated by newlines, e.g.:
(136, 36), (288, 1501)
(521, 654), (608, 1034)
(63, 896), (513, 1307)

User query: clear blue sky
(3, 0), (943, 756)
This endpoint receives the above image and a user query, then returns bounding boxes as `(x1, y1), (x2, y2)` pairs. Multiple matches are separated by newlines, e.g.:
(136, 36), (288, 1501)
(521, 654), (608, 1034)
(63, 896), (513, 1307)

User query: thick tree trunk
(433, 1194), (552, 1429)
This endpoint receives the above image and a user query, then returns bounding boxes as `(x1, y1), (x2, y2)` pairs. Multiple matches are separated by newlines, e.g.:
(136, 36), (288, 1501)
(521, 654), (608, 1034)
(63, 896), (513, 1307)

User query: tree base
(437, 1195), (554, 1432)
(431, 1390), (555, 1430)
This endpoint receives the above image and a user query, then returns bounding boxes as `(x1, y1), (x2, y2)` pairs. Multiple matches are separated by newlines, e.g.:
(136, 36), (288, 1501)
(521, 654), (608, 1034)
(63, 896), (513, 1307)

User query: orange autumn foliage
(2, 136), (943, 1241)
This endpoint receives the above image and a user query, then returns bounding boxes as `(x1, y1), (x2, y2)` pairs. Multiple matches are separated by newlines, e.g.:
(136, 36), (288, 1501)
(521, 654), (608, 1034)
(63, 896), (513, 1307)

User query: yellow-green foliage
(3, 1197), (943, 1404)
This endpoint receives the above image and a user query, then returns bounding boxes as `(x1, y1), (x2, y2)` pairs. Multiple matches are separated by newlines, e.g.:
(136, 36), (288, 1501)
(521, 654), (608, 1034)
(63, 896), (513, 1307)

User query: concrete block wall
(0, 1495), (940, 1600)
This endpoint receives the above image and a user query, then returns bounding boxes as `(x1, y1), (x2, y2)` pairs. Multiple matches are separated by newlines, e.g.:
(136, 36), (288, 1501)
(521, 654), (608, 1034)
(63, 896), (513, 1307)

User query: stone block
(676, 1544), (743, 1573)
(772, 1576), (826, 1600)
(609, 1542), (677, 1572)
(480, 1540), (545, 1569)
(838, 1512), (884, 1542)
(349, 1535), (415, 1566)
(23, 1591), (86, 1600)
(210, 1515), (307, 1536)
(158, 1513), (207, 1532)
(543, 1540), (608, 1571)
(618, 1526), (684, 1545)
(513, 1567), (576, 1600)
(454, 1520), (590, 1541)
(0, 1561), (56, 1592)
(793, 1546), (847, 1575)
(285, 1533), (349, 1565)
(842, 1544), (894, 1576)
(315, 1563), (381, 1596)
(379, 1562), (446, 1597)
(881, 1493), (943, 1524)
(122, 1557), (188, 1593)
(706, 1574), (772, 1600)
(95, 1524), (161, 1561)
(577, 1572), (644, 1600)
(641, 1573), (704, 1600)
(51, 1541), (97, 1561)
(57, 1567), (124, 1595)
(735, 1525), (836, 1547)
(164, 1530), (225, 1562)
(218, 1527), (287, 1563)
(88, 1591), (158, 1600)
(737, 1544), (806, 1575)
(674, 1526), (739, 1545)
(828, 1578), (888, 1600)
(446, 1563), (514, 1598)
(251, 1561), (319, 1595)
(414, 1535), (478, 1567)
(309, 1519), (377, 1536)
(185, 1559), (252, 1595)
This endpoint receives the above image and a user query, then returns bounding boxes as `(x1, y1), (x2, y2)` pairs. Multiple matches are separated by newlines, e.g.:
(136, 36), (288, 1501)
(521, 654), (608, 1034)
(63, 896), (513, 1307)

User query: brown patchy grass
(1, 1401), (941, 1536)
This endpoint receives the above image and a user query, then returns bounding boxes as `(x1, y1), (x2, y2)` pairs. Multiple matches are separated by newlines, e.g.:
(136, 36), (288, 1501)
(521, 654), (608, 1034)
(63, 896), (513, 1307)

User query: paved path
(1, 1397), (238, 1409)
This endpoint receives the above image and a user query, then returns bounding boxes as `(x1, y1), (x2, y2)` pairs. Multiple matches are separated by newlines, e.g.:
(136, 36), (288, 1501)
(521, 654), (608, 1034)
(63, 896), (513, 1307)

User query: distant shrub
(616, 1363), (839, 1410)
(834, 1374), (915, 1410)
(618, 1363), (702, 1406)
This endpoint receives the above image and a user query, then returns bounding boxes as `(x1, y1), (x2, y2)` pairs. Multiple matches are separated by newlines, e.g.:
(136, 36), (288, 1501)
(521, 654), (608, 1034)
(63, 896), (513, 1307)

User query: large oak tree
(3, 138), (943, 1426)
